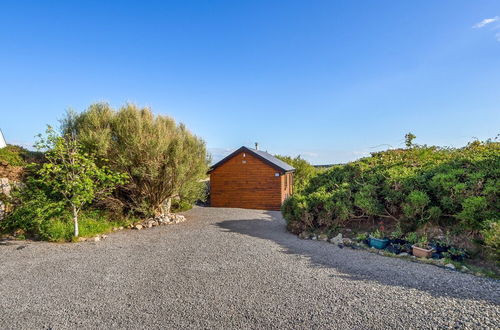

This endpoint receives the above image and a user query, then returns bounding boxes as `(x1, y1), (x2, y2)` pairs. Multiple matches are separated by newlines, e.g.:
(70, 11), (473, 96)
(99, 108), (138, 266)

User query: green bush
(482, 221), (500, 260)
(0, 145), (43, 166)
(61, 103), (209, 216)
(274, 155), (319, 193)
(281, 137), (500, 256)
(1, 181), (132, 242)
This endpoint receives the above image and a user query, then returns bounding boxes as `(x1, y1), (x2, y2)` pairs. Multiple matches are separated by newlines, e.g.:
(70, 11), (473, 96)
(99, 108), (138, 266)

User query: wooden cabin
(208, 146), (295, 210)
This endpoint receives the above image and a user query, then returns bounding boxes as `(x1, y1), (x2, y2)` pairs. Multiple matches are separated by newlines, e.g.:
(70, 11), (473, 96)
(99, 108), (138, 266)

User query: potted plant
(412, 236), (434, 258)
(369, 229), (389, 249)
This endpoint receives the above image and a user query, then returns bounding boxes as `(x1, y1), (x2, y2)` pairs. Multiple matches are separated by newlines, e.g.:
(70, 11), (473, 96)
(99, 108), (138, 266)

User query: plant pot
(369, 237), (389, 249)
(412, 245), (434, 258)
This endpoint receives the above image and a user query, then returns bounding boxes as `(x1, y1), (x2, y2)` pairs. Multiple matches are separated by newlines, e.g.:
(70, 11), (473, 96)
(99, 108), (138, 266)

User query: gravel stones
(0, 206), (498, 329)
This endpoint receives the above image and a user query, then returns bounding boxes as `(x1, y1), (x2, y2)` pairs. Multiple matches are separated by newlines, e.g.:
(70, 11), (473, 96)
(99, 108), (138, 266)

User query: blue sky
(1, 1), (499, 164)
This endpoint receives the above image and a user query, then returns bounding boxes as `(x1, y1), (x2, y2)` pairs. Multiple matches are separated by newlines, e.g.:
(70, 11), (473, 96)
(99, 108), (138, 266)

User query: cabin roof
(208, 146), (295, 173)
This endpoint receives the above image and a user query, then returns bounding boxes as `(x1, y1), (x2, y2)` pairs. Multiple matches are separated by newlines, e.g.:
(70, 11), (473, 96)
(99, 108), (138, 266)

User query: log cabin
(208, 146), (295, 210)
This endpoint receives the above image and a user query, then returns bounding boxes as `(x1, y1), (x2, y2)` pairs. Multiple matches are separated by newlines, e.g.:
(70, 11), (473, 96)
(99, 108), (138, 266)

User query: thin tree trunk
(72, 204), (79, 237)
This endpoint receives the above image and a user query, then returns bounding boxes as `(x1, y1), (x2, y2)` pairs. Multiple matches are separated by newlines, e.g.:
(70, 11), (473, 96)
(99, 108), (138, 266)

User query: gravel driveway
(0, 207), (499, 329)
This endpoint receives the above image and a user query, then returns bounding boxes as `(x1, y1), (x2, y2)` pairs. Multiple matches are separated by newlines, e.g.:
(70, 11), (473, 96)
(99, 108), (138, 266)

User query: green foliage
(275, 155), (318, 193)
(33, 127), (127, 237)
(405, 232), (419, 244)
(0, 145), (42, 166)
(481, 221), (500, 260)
(1, 182), (133, 241)
(281, 137), (500, 254)
(0, 181), (66, 239)
(371, 229), (384, 239)
(414, 235), (429, 248)
(62, 103), (209, 216)
(355, 232), (368, 242)
(405, 132), (416, 148)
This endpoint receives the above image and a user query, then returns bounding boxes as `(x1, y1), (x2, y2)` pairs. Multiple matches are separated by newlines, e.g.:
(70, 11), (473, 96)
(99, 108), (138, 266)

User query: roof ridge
(208, 146), (295, 173)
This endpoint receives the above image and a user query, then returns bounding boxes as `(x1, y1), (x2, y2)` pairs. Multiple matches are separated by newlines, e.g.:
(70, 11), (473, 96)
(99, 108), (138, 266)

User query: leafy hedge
(0, 145), (42, 166)
(281, 139), (500, 259)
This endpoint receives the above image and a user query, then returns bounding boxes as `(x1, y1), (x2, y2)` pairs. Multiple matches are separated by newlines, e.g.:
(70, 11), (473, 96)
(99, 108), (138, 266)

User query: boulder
(329, 233), (343, 245)
(134, 224), (143, 230)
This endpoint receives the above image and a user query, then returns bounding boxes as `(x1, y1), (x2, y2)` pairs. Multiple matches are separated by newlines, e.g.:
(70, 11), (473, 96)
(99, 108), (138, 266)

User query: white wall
(0, 129), (7, 148)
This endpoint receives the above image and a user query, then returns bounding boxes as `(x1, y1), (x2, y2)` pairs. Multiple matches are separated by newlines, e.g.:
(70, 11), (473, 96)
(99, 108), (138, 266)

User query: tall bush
(62, 103), (209, 216)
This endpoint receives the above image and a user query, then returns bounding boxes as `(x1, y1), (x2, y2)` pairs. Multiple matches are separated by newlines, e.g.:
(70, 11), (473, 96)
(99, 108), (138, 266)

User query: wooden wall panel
(210, 151), (284, 210)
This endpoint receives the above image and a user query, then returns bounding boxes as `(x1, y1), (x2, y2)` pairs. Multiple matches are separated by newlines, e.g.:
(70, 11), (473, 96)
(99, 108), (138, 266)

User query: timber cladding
(209, 147), (294, 210)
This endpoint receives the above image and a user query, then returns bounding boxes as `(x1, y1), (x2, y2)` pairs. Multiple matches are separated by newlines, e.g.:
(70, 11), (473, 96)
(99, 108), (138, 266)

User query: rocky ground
(0, 206), (499, 329)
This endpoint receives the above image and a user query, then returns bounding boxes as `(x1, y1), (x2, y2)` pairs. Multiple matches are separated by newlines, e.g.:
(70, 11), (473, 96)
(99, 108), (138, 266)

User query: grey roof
(209, 146), (295, 173)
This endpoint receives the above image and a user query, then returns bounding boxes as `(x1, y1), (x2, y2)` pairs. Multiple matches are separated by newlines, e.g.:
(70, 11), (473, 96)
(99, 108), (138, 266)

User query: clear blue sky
(1, 1), (499, 164)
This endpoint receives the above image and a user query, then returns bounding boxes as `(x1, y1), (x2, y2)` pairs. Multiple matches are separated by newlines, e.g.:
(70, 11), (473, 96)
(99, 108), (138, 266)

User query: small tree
(405, 132), (416, 148)
(35, 127), (127, 237)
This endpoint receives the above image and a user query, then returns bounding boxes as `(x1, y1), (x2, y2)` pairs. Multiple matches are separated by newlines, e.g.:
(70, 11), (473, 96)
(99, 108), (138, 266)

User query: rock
(119, 227), (124, 230)
(311, 236), (317, 240)
(93, 236), (101, 242)
(134, 224), (143, 230)
(112, 227), (118, 231)
(77, 237), (87, 242)
(398, 252), (409, 257)
(329, 233), (343, 245)
(342, 238), (353, 246)
(445, 263), (456, 270)
(461, 266), (469, 271)
(101, 235), (108, 240)
(318, 234), (328, 241)
(298, 232), (310, 239)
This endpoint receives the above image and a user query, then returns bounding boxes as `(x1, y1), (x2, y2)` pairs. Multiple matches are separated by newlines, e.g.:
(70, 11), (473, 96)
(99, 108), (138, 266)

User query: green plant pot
(369, 237), (389, 249)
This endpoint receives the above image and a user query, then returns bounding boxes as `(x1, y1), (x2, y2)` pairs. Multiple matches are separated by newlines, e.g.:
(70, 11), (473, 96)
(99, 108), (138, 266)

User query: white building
(0, 129), (6, 148)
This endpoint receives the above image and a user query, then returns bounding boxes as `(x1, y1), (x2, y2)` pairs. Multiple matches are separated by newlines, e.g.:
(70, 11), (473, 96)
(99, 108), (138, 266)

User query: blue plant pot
(369, 237), (389, 249)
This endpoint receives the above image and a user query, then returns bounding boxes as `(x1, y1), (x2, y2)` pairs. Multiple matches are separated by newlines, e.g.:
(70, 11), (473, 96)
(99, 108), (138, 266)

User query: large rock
(329, 233), (343, 245)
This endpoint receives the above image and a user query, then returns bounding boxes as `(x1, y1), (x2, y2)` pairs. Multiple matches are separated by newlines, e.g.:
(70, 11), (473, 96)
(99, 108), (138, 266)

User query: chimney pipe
(255, 142), (259, 150)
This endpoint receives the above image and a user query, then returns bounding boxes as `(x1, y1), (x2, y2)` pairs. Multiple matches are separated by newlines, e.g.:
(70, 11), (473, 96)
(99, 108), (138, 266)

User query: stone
(119, 227), (124, 230)
(298, 232), (310, 239)
(461, 266), (469, 271)
(77, 237), (87, 242)
(329, 233), (343, 245)
(318, 234), (329, 241)
(445, 263), (456, 270)
(112, 227), (118, 231)
(342, 238), (353, 246)
(311, 236), (317, 240)
(134, 224), (143, 230)
(398, 252), (409, 257)
(93, 236), (101, 242)
(101, 235), (108, 240)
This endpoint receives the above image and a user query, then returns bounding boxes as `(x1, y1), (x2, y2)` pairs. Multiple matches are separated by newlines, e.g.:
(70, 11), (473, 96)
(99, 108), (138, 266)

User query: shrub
(274, 155), (318, 193)
(33, 127), (127, 237)
(280, 136), (499, 258)
(482, 221), (500, 260)
(62, 103), (209, 216)
(1, 184), (133, 242)
(0, 145), (43, 166)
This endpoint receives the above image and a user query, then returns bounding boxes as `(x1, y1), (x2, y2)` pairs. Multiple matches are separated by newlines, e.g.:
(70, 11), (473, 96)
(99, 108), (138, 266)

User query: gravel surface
(1, 206), (499, 329)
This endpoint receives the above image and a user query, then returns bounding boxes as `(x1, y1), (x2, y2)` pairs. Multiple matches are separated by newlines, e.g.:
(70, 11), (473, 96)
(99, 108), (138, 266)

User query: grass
(42, 210), (135, 242)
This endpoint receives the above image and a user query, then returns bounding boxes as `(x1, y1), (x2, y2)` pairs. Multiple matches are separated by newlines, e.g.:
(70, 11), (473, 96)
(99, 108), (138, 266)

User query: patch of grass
(35, 209), (135, 242)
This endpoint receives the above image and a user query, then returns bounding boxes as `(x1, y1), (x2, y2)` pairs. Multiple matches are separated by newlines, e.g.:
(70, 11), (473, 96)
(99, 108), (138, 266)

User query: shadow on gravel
(216, 211), (500, 305)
